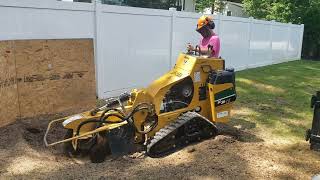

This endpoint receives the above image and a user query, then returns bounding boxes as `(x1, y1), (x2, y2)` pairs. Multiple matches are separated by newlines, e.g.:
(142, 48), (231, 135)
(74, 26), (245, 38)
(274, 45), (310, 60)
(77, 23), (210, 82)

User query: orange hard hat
(197, 15), (214, 30)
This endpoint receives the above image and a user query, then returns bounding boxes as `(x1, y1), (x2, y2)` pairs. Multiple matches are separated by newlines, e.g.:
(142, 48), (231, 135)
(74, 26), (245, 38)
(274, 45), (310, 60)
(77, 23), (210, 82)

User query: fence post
(269, 20), (275, 62)
(169, 7), (177, 69)
(94, 0), (102, 98)
(217, 13), (222, 35)
(217, 13), (223, 56)
(286, 22), (292, 60)
(247, 17), (253, 69)
(298, 24), (305, 60)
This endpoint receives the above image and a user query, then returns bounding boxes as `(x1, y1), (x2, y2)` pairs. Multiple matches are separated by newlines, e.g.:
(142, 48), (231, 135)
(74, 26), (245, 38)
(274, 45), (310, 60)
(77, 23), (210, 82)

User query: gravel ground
(0, 112), (319, 180)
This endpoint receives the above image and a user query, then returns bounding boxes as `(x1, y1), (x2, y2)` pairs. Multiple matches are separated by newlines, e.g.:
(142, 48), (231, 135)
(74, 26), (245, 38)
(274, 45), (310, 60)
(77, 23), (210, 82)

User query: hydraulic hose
(90, 92), (130, 116)
(125, 104), (158, 134)
(100, 103), (157, 134)
(75, 119), (102, 136)
(99, 108), (125, 122)
(76, 103), (157, 137)
(76, 114), (126, 136)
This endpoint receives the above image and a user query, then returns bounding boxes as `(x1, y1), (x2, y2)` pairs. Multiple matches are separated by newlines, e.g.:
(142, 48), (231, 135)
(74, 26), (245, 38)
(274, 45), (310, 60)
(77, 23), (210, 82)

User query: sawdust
(0, 116), (319, 180)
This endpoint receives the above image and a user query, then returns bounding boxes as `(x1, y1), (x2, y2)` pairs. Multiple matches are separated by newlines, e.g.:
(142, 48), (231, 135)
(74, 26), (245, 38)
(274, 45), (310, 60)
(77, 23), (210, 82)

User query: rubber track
(147, 111), (216, 156)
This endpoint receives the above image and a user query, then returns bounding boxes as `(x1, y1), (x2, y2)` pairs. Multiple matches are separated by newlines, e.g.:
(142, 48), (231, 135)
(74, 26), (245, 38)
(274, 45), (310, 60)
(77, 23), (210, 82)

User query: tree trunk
(211, 1), (215, 14)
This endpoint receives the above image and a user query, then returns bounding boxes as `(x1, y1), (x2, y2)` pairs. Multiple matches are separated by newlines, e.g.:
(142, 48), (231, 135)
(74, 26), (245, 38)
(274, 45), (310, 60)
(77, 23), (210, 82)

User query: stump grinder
(44, 52), (237, 163)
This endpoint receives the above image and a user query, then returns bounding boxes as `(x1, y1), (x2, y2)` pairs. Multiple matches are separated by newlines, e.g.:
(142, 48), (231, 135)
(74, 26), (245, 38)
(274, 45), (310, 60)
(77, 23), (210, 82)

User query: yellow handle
(44, 118), (128, 147)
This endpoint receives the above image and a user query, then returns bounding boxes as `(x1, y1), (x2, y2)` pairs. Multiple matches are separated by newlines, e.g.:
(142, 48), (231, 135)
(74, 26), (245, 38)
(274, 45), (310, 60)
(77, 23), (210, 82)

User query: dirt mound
(20, 115), (68, 154)
(0, 117), (319, 179)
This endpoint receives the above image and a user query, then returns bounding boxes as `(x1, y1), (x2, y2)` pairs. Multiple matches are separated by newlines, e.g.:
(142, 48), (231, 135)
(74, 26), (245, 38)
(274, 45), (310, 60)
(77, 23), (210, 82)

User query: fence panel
(171, 12), (207, 68)
(271, 24), (289, 61)
(219, 17), (251, 70)
(96, 5), (172, 97)
(288, 25), (303, 59)
(249, 21), (272, 68)
(0, 1), (304, 98)
(0, 1), (94, 40)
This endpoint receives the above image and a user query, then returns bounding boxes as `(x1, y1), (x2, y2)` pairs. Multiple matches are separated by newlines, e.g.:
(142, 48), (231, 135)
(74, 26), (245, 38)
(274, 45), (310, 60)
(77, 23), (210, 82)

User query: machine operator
(187, 15), (220, 58)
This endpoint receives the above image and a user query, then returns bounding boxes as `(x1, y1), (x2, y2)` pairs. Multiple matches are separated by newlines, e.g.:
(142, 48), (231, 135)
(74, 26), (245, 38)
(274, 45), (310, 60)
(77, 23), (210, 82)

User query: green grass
(234, 60), (320, 140)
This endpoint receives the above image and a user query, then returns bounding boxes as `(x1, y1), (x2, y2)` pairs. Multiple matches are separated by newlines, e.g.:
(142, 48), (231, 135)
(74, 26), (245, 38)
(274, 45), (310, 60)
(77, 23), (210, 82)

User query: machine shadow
(218, 118), (263, 143)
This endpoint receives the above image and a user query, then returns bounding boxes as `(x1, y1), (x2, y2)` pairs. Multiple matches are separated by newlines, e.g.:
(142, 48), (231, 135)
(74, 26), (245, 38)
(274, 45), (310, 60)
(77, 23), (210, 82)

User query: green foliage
(102, 0), (182, 10)
(243, 0), (320, 59)
(195, 0), (212, 12)
(123, 0), (182, 10)
(195, 0), (226, 13)
(215, 0), (227, 13)
(242, 0), (309, 23)
(195, 0), (244, 13)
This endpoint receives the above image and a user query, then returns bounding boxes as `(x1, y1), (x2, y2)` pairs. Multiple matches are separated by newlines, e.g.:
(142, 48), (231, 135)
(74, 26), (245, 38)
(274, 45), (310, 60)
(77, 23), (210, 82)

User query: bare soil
(0, 112), (319, 180)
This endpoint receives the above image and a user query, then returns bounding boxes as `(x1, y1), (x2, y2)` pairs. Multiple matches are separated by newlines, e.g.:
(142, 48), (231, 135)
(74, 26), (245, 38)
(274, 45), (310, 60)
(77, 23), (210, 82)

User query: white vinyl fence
(0, 0), (304, 98)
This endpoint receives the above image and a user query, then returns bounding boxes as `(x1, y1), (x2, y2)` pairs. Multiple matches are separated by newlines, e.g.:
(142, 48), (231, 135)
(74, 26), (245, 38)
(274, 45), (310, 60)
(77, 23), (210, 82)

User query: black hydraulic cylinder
(306, 91), (320, 151)
(106, 92), (131, 108)
(90, 92), (131, 116)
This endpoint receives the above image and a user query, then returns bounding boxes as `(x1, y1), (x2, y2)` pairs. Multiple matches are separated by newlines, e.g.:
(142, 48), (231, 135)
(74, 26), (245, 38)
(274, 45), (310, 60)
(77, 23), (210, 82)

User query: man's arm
(187, 43), (212, 54)
(211, 36), (220, 57)
(200, 36), (220, 57)
(200, 48), (214, 55)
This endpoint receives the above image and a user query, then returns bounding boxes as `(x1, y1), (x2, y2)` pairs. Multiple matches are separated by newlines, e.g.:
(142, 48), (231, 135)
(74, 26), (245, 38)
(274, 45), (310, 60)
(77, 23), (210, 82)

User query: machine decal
(194, 71), (201, 82)
(217, 111), (229, 118)
(62, 114), (84, 126)
(215, 94), (236, 107)
(170, 71), (183, 77)
(0, 71), (88, 89)
(214, 87), (237, 107)
(214, 88), (235, 100)
(183, 56), (189, 63)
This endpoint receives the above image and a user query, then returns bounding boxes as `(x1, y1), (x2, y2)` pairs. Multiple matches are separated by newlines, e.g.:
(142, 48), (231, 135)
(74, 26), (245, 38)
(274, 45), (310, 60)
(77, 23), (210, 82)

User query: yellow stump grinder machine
(44, 52), (237, 163)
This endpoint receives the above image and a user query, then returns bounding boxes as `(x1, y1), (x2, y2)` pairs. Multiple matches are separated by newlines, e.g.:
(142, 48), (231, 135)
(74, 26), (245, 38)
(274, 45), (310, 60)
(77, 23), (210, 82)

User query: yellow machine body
(132, 53), (233, 138)
(44, 53), (236, 161)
